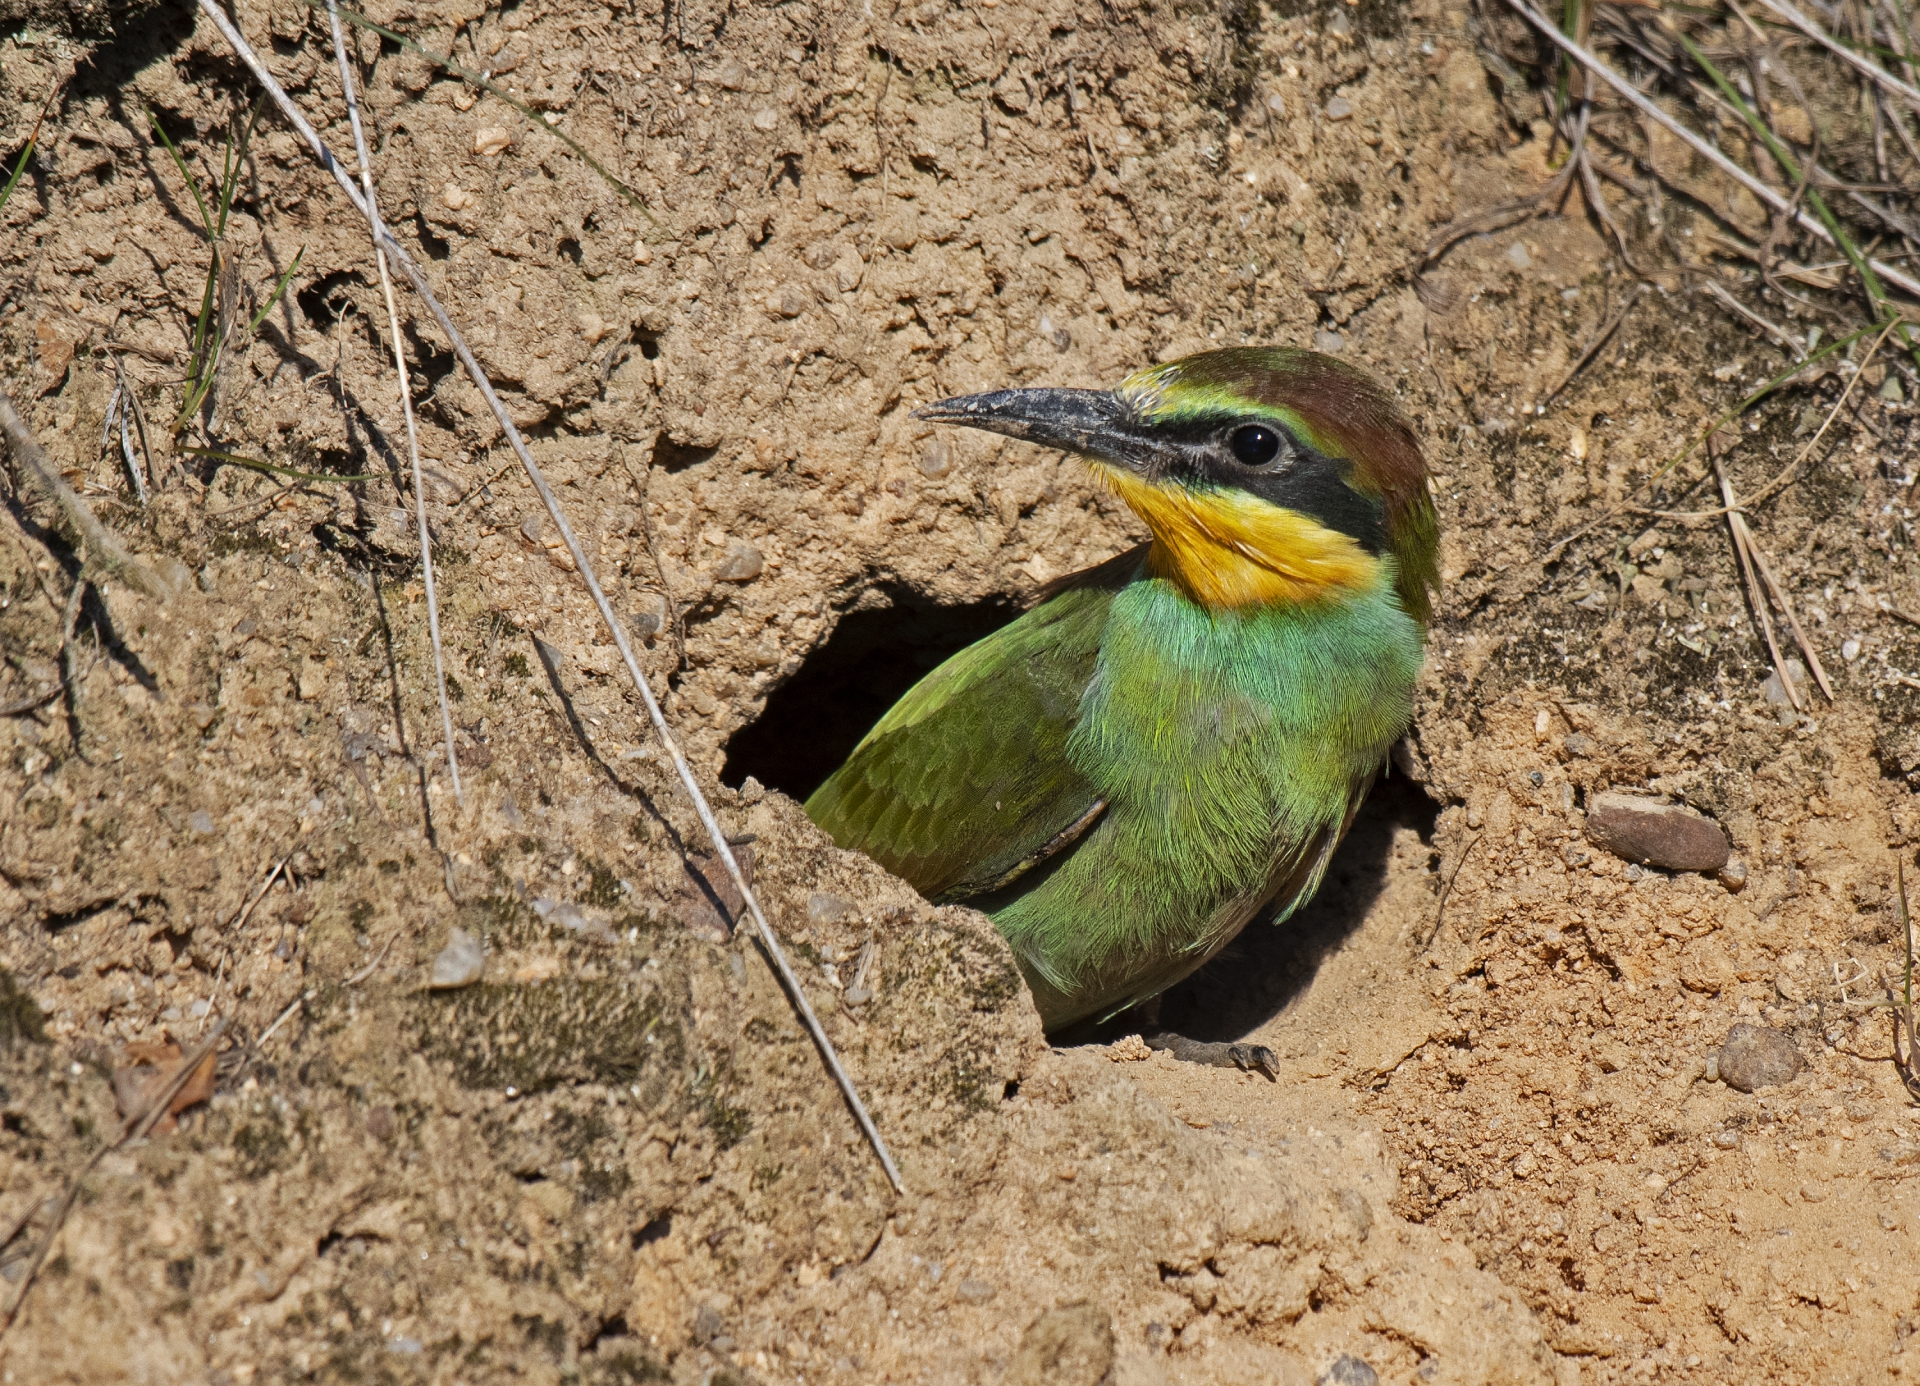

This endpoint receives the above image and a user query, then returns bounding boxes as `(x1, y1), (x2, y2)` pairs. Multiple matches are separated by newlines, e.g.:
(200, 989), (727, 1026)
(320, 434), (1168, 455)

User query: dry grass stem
(1501, 0), (1920, 299)
(1716, 455), (1802, 711)
(0, 386), (172, 601)
(326, 0), (462, 810)
(1701, 279), (1806, 355)
(1758, 0), (1920, 121)
(1539, 283), (1644, 410)
(1654, 317), (1899, 528)
(1424, 832), (1485, 949)
(254, 991), (308, 1049)
(1892, 863), (1920, 1102)
(1745, 537), (1836, 700)
(194, 0), (904, 1195)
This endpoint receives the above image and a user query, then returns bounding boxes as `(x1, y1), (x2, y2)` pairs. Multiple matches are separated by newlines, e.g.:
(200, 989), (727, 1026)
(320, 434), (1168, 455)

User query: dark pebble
(1321, 1356), (1379, 1386)
(1584, 792), (1730, 872)
(1718, 1023), (1803, 1092)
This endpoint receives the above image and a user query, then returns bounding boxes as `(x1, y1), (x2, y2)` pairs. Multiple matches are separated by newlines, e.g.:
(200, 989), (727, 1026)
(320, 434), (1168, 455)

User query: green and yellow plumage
(806, 348), (1438, 1030)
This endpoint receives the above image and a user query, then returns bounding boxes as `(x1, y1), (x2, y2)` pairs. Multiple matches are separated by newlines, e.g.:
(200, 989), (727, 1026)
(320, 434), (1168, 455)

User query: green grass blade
(181, 446), (381, 483)
(1675, 28), (1920, 370)
(176, 252), (223, 429)
(303, 0), (657, 225)
(0, 136), (35, 215)
(248, 245), (305, 332)
(216, 95), (267, 238)
(1655, 319), (1890, 485)
(144, 106), (214, 238)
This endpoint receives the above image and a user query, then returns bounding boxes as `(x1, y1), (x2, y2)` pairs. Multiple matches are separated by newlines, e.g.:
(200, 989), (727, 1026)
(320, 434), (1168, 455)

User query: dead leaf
(34, 314), (88, 396)
(676, 843), (754, 942)
(112, 1040), (216, 1135)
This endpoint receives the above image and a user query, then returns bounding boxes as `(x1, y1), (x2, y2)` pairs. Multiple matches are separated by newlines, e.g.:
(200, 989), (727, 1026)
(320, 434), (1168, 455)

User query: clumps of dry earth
(0, 0), (1918, 1380)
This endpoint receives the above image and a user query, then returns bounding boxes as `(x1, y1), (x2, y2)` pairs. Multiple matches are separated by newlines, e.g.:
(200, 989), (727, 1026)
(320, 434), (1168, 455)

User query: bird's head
(915, 348), (1438, 622)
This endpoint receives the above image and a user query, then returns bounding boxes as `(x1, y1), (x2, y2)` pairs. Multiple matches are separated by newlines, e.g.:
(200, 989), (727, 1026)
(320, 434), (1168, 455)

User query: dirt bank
(2, 0), (1918, 1379)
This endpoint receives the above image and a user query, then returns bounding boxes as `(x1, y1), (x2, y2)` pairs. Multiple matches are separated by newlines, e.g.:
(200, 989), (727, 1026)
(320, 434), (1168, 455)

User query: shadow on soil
(1146, 773), (1438, 1044)
(721, 590), (1019, 801)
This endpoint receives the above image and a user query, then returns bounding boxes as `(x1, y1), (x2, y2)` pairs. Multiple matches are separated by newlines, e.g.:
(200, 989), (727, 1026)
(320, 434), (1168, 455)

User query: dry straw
(191, 0), (905, 1195)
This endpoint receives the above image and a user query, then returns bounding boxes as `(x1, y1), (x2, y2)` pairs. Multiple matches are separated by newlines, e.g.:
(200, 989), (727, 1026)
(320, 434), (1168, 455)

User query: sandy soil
(2, 0), (1919, 1380)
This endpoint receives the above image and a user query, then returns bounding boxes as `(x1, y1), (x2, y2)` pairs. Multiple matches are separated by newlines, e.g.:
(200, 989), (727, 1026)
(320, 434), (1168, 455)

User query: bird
(804, 348), (1438, 1058)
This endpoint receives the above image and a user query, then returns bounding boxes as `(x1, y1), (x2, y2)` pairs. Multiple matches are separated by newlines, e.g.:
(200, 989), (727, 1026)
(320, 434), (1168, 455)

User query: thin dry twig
(326, 0), (462, 810)
(1701, 279), (1806, 355)
(1716, 455), (1803, 709)
(255, 990), (308, 1048)
(1423, 832), (1484, 949)
(0, 1020), (227, 1342)
(1654, 317), (1899, 524)
(0, 386), (173, 601)
(228, 853), (290, 933)
(0, 682), (64, 717)
(1746, 536), (1836, 700)
(1539, 283), (1645, 411)
(99, 383), (147, 507)
(1893, 862), (1920, 1102)
(205, 0), (898, 1197)
(1500, 0), (1920, 300)
(1758, 0), (1920, 121)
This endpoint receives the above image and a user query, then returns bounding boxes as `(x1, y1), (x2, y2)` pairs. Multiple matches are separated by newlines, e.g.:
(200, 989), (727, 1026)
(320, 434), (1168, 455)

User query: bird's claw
(1143, 1033), (1279, 1080)
(1226, 1042), (1280, 1079)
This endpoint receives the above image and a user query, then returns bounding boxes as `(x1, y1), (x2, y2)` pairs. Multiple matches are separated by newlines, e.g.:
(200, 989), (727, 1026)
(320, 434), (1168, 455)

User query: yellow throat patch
(1096, 463), (1379, 611)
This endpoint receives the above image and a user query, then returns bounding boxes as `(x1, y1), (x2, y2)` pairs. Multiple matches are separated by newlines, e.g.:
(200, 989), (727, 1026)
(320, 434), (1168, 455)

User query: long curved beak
(913, 388), (1155, 474)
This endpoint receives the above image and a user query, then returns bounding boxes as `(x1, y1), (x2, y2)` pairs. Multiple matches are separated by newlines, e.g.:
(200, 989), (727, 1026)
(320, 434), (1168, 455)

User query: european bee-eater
(806, 349), (1438, 1035)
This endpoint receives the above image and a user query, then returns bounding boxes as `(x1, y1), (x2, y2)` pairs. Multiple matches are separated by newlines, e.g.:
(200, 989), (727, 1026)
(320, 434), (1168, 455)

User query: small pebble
(1761, 658), (1809, 707)
(1324, 95), (1353, 120)
(752, 107), (781, 131)
(429, 927), (487, 990)
(1505, 241), (1533, 270)
(1584, 792), (1730, 872)
(189, 810), (216, 835)
(1704, 1053), (1721, 1083)
(693, 1304), (726, 1345)
(1313, 328), (1345, 353)
(956, 1278), (996, 1304)
(1562, 732), (1594, 758)
(917, 439), (953, 479)
(1711, 1129), (1740, 1149)
(1717, 858), (1748, 892)
(712, 540), (764, 582)
(472, 126), (513, 157)
(1717, 1023), (1803, 1093)
(1320, 1355), (1378, 1386)
(1842, 638), (1862, 662)
(808, 892), (853, 924)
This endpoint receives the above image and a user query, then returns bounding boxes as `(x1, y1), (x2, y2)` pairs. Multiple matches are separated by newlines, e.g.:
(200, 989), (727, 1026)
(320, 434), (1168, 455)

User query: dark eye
(1229, 424), (1282, 468)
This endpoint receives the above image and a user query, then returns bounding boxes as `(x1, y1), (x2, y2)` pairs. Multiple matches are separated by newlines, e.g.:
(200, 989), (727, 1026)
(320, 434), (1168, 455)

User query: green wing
(806, 553), (1142, 902)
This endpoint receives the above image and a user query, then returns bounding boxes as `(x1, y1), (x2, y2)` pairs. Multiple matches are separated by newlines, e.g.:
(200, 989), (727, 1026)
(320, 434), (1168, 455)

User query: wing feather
(806, 557), (1140, 901)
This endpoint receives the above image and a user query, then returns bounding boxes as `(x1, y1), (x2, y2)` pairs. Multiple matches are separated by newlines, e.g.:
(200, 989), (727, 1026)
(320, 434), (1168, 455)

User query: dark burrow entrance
(721, 591), (1021, 802)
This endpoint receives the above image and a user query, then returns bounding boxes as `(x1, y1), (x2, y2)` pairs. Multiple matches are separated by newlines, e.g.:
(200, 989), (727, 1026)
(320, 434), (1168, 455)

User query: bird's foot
(1143, 1032), (1278, 1080)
